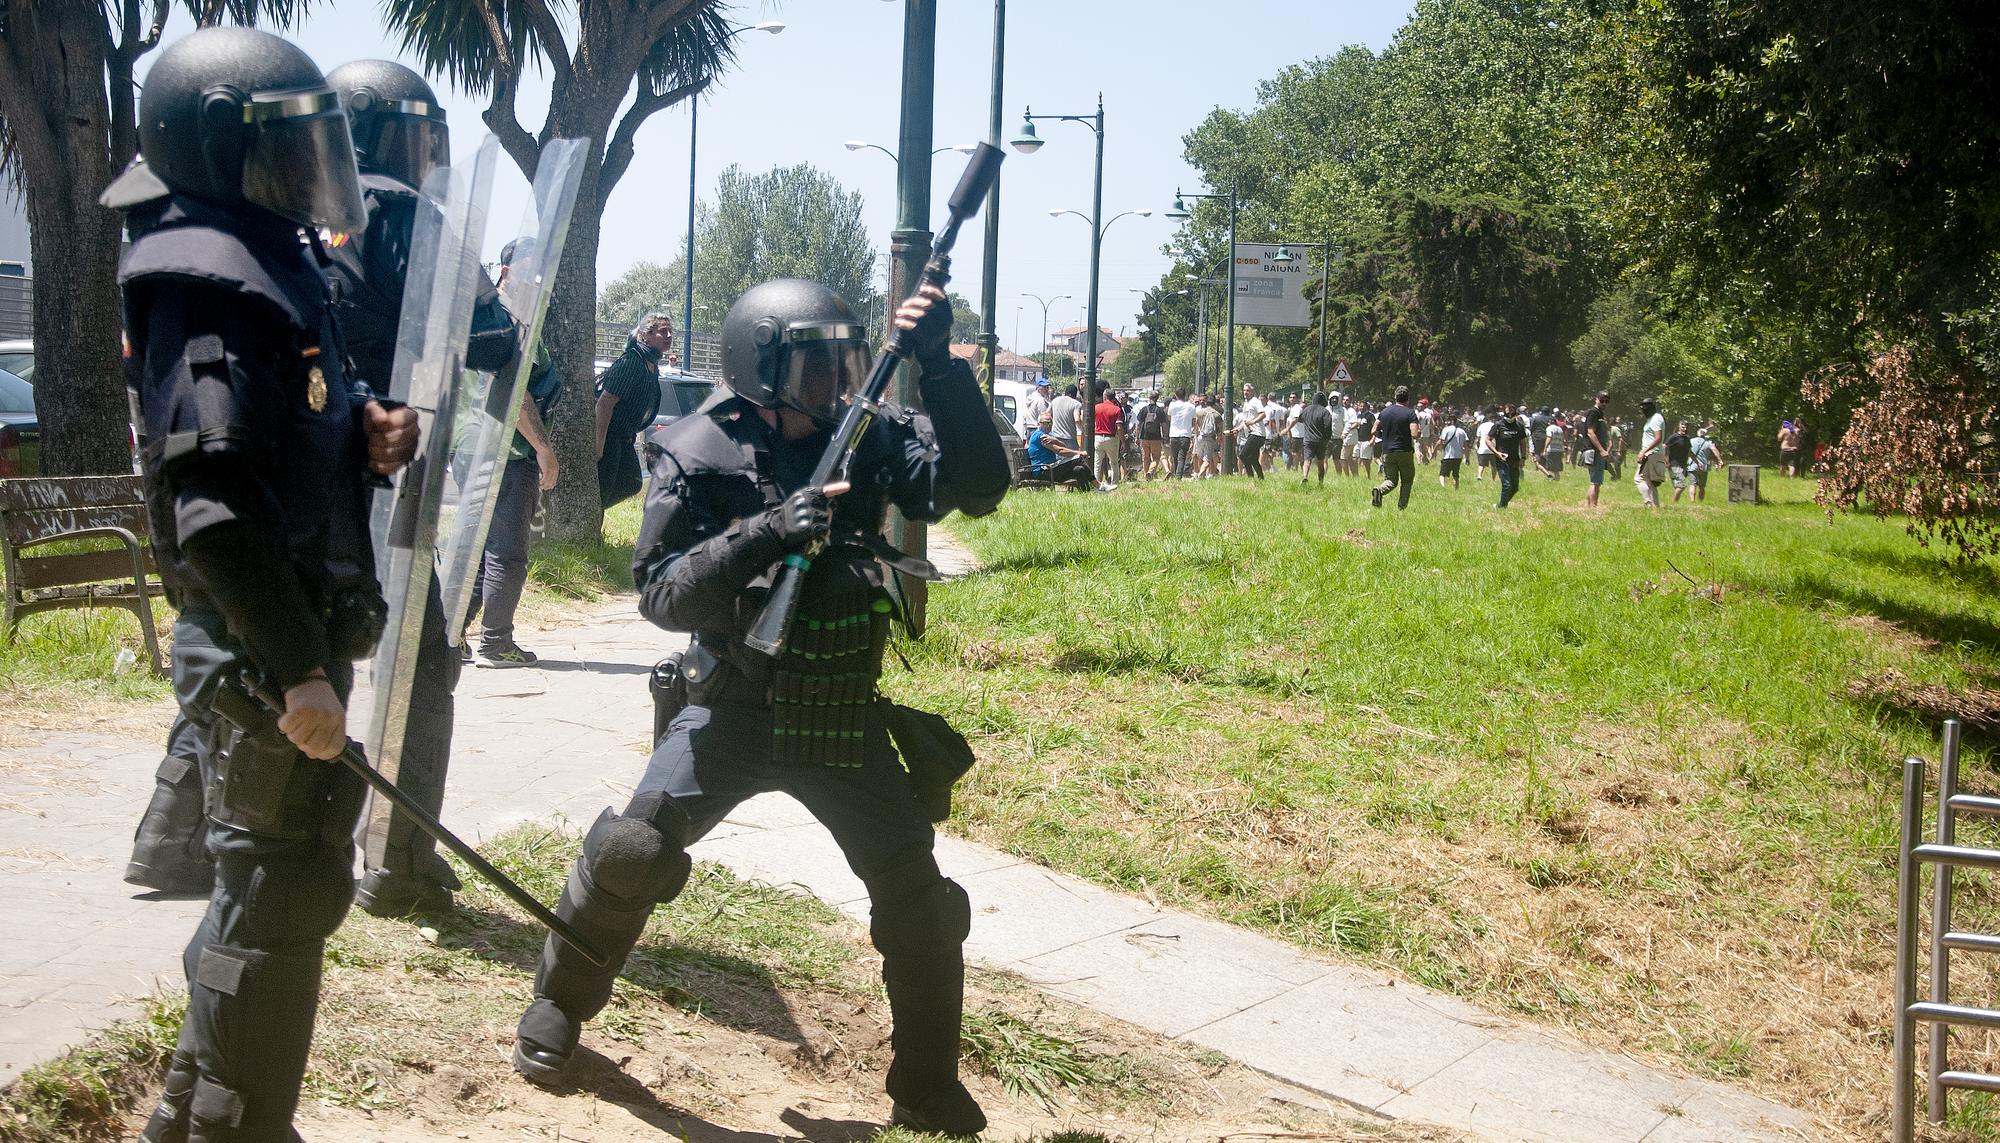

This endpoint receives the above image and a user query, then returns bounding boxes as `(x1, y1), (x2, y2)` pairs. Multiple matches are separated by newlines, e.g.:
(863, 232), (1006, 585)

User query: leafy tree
(1030, 351), (1074, 379)
(386, 0), (733, 541)
(597, 260), (680, 325)
(686, 163), (876, 333)
(946, 291), (983, 345)
(0, 0), (310, 474)
(1595, 0), (2000, 555)
(1322, 193), (1592, 404)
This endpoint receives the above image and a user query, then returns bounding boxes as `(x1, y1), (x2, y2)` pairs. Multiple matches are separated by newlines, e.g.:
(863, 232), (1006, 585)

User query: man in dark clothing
(105, 28), (422, 1141)
(595, 312), (673, 507)
(1300, 391), (1334, 484)
(1667, 420), (1694, 503)
(509, 277), (1008, 1138)
(1582, 391), (1612, 507)
(1490, 403), (1527, 508)
(1369, 387), (1419, 509)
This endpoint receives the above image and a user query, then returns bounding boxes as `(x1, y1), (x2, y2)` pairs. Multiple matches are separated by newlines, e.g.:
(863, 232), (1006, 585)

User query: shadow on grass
(1846, 544), (2000, 595)
(975, 547), (1093, 575)
(431, 901), (815, 1055)
(1776, 570), (2000, 654)
(534, 1044), (799, 1142)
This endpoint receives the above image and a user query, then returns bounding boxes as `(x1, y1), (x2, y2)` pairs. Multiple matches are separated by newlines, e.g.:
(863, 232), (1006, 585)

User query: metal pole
(1316, 235), (1330, 387)
(1081, 94), (1105, 463)
(1222, 192), (1237, 473)
(1930, 719), (1965, 1122)
(977, 0), (1005, 399)
(890, 0), (935, 633)
(1195, 282), (1207, 393)
(683, 99), (699, 361)
(1894, 755), (1927, 1142)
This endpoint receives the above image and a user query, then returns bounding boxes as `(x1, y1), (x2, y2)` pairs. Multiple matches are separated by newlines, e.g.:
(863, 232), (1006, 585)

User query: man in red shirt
(1092, 385), (1124, 489)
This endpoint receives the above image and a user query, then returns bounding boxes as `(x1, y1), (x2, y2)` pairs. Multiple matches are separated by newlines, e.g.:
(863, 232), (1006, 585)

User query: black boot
(882, 950), (985, 1138)
(138, 1049), (198, 1142)
(126, 722), (214, 895)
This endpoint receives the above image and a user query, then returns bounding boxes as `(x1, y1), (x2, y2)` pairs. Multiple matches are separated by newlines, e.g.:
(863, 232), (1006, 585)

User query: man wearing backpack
(1688, 423), (1726, 502)
(1490, 404), (1528, 508)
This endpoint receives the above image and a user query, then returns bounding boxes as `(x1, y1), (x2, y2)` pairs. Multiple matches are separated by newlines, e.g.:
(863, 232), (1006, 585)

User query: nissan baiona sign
(1231, 243), (1312, 328)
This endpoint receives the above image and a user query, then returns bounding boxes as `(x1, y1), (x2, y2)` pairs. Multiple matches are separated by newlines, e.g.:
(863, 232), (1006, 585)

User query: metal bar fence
(1894, 719), (1979, 1142)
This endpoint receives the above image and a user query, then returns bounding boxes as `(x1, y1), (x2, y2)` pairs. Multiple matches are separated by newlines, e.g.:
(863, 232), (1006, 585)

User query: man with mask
(103, 27), (419, 1141)
(508, 278), (1008, 1137)
(121, 58), (521, 916)
(595, 312), (674, 507)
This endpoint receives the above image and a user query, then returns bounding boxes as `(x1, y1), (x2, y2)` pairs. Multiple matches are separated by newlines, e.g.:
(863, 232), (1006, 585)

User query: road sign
(1231, 243), (1312, 328)
(1331, 359), (1353, 384)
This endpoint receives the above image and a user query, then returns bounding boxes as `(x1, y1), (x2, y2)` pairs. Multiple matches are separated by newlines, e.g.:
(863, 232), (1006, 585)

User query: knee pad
(868, 849), (971, 961)
(580, 791), (692, 907)
(223, 849), (356, 945)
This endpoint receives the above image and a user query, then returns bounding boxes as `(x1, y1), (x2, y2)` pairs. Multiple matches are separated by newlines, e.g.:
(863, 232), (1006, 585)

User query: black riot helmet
(102, 26), (366, 232)
(327, 60), (450, 190)
(720, 279), (872, 425)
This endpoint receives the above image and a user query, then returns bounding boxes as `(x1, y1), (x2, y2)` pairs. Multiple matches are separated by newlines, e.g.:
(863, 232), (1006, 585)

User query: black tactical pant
(142, 611), (365, 1143)
(524, 698), (970, 1108)
(126, 579), (461, 897)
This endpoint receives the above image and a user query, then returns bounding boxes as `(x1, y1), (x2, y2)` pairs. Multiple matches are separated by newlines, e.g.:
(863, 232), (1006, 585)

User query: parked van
(991, 378), (1036, 436)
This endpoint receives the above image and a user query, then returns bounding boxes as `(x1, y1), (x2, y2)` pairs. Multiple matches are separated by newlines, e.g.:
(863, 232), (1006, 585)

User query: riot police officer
(102, 27), (417, 1141)
(510, 278), (1008, 1136)
(121, 58), (519, 914)
(325, 58), (519, 915)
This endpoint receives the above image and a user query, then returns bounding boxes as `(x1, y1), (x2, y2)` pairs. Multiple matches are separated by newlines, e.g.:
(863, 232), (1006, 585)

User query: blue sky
(145, 1), (1414, 352)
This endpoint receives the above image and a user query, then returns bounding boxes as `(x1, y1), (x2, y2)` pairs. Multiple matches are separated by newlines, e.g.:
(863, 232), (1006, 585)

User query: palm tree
(0, 0), (313, 475)
(383, 0), (734, 541)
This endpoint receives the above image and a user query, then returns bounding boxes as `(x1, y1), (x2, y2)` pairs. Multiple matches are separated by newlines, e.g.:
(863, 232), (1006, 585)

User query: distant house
(948, 344), (1043, 384)
(1044, 324), (1122, 357)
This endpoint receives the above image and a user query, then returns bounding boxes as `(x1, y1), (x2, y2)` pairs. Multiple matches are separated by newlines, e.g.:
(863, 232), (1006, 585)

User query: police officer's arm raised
(631, 286), (1006, 635)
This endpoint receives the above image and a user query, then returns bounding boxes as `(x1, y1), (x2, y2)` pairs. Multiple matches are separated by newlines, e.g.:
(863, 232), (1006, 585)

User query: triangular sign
(1331, 359), (1353, 383)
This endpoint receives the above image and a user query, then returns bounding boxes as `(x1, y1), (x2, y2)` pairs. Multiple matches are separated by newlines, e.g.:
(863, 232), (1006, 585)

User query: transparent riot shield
(359, 135), (500, 833)
(435, 137), (588, 645)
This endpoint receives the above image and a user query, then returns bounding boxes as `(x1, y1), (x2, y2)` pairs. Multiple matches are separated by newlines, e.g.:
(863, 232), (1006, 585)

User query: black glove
(906, 291), (954, 376)
(765, 485), (835, 551)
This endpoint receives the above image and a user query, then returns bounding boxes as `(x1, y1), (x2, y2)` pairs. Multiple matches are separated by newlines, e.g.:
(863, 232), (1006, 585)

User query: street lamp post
(979, 0), (1006, 401)
(843, 140), (978, 163)
(891, 0), (937, 633)
(1013, 96), (1107, 461)
(1269, 235), (1335, 386)
(1022, 291), (1070, 362)
(684, 20), (785, 367)
(1166, 187), (1238, 470)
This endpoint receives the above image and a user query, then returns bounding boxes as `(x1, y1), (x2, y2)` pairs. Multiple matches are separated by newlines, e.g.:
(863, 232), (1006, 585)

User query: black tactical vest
(119, 195), (380, 633)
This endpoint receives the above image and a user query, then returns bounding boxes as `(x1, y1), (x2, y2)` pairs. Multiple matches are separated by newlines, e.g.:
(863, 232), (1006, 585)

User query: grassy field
(885, 462), (2000, 1139)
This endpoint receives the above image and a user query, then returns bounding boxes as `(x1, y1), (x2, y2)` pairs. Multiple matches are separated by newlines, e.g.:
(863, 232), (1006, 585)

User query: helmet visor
(779, 322), (871, 424)
(239, 90), (368, 233)
(359, 105), (450, 189)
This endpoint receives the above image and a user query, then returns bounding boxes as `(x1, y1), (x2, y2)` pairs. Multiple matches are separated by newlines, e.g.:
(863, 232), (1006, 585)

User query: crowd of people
(1012, 376), (1749, 511)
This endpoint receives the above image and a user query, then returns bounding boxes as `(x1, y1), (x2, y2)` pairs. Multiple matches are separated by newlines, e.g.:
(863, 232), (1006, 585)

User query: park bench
(0, 474), (167, 674)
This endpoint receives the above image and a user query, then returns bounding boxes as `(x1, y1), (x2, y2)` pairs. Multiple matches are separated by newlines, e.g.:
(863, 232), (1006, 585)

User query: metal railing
(1894, 719), (1981, 1139)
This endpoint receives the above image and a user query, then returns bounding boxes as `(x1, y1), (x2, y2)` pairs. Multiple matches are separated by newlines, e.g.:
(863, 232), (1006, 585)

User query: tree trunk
(538, 105), (612, 546)
(1, 1), (133, 475)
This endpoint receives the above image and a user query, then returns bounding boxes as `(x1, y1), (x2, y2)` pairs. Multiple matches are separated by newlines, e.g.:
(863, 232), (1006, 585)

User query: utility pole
(977, 0), (1005, 399)
(890, 0), (935, 633)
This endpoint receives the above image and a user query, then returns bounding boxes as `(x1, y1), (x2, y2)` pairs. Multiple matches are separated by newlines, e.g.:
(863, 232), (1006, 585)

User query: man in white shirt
(1339, 398), (1362, 477)
(1286, 397), (1307, 472)
(1021, 378), (1051, 438)
(1474, 411), (1495, 481)
(1326, 397), (1347, 475)
(1437, 419), (1469, 488)
(1634, 396), (1667, 507)
(1239, 386), (1268, 479)
(1193, 395), (1221, 479)
(1166, 389), (1196, 478)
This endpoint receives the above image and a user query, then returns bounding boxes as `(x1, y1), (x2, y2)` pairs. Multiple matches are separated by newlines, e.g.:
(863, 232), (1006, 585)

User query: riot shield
(435, 137), (588, 644)
(359, 135), (500, 845)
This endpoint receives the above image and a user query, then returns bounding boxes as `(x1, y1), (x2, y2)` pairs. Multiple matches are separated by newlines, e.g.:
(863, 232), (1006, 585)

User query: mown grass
(521, 495), (643, 609)
(889, 465), (2000, 1138)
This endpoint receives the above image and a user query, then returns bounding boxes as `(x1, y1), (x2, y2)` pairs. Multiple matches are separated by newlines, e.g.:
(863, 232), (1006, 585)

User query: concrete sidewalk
(0, 574), (1812, 1141)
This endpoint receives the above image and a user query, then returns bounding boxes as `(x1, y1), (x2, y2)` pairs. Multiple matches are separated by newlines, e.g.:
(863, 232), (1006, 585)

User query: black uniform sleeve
(909, 356), (1009, 519)
(631, 453), (784, 634)
(465, 269), (520, 373)
(138, 287), (332, 686)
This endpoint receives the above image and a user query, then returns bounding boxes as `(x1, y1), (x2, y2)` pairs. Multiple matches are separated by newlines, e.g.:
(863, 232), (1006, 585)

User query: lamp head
(751, 20), (785, 33)
(1272, 244), (1295, 263)
(1136, 208), (1153, 218)
(1164, 196), (1191, 221)
(949, 143), (977, 154)
(1047, 207), (1067, 218)
(1010, 112), (1043, 154)
(843, 140), (867, 151)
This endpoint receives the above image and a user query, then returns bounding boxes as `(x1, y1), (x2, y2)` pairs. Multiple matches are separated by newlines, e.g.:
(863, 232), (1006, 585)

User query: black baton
(217, 672), (609, 968)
